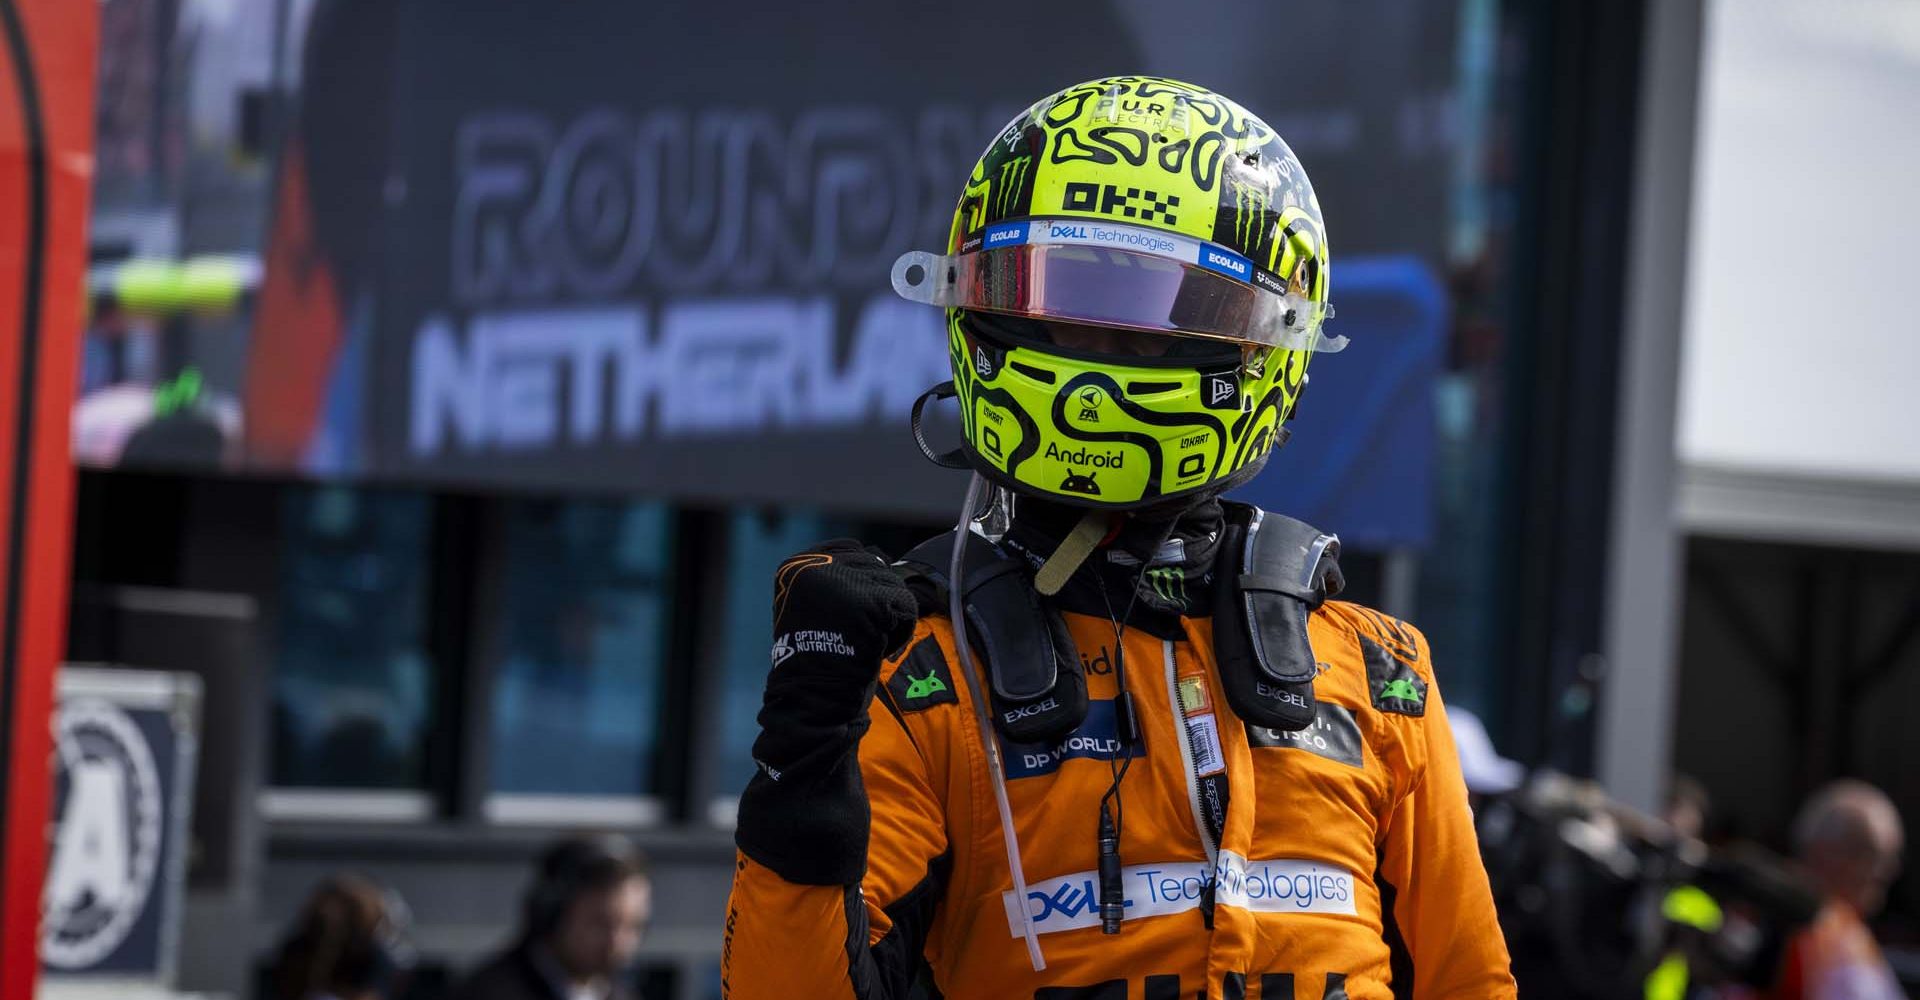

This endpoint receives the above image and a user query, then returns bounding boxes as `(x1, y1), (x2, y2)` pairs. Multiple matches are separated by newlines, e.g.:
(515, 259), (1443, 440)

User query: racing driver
(722, 76), (1517, 999)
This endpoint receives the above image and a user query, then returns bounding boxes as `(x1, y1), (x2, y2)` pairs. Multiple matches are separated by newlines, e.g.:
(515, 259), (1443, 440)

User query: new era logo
(1202, 375), (1240, 411)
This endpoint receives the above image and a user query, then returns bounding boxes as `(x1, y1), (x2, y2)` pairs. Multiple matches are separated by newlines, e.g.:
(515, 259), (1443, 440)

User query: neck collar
(1001, 496), (1226, 635)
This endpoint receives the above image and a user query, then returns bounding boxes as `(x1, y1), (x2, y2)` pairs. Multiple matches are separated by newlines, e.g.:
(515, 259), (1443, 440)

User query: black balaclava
(1001, 493), (1227, 634)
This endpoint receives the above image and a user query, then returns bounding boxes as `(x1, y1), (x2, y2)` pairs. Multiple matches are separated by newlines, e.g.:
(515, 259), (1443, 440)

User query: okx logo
(1062, 181), (1180, 225)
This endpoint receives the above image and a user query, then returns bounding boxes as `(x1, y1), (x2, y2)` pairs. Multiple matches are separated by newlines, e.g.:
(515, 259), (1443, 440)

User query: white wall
(1681, 0), (1920, 483)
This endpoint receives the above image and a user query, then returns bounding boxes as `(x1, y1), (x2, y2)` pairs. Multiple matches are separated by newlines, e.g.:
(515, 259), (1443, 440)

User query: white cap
(1449, 706), (1525, 795)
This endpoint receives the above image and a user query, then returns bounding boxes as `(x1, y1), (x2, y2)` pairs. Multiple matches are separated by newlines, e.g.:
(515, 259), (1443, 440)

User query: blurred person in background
(1450, 704), (1526, 802)
(1668, 775), (1712, 842)
(1770, 780), (1908, 1000)
(270, 875), (415, 1000)
(451, 835), (652, 1000)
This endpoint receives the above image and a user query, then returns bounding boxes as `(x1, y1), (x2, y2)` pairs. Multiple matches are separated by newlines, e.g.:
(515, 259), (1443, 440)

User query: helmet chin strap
(1033, 509), (1109, 596)
(1016, 489), (1221, 597)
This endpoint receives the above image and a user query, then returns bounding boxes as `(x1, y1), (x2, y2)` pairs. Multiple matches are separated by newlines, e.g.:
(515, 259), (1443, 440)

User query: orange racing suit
(723, 523), (1516, 999)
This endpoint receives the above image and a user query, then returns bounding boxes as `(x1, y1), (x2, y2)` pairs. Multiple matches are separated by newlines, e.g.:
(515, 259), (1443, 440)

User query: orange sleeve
(722, 633), (952, 1000)
(1375, 629), (1518, 999)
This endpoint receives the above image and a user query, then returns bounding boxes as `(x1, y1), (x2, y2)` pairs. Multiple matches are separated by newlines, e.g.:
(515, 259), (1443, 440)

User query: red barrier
(0, 0), (95, 994)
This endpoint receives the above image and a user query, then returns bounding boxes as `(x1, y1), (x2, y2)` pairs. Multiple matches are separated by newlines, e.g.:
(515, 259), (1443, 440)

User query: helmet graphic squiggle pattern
(893, 76), (1338, 509)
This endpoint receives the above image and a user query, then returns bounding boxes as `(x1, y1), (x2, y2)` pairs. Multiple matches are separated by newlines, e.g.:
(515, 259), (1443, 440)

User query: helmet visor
(891, 219), (1343, 353)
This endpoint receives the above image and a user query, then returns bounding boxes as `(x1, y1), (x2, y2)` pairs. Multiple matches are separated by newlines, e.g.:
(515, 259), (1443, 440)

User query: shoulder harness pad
(897, 531), (1087, 744)
(896, 504), (1341, 742)
(1212, 502), (1345, 732)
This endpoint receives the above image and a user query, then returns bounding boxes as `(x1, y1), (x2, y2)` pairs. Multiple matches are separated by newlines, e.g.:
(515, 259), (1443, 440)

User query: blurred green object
(1642, 886), (1726, 1000)
(1643, 952), (1688, 1000)
(1663, 884), (1724, 932)
(108, 256), (256, 315)
(152, 367), (204, 418)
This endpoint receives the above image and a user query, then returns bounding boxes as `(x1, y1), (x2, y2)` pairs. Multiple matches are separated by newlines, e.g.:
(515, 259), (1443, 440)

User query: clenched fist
(737, 540), (922, 886)
(769, 540), (919, 680)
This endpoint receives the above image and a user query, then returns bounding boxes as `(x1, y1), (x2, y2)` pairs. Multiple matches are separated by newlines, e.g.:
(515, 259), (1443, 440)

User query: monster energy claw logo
(997, 156), (1033, 217)
(1145, 566), (1187, 606)
(1229, 179), (1270, 253)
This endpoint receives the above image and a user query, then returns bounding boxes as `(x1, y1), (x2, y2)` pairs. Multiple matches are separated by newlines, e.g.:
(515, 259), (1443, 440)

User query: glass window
(488, 499), (673, 804)
(712, 509), (834, 819)
(269, 486), (434, 791)
(1401, 0), (1527, 727)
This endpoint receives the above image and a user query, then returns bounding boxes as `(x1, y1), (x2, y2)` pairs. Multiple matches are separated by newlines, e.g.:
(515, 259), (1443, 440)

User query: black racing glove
(735, 540), (919, 885)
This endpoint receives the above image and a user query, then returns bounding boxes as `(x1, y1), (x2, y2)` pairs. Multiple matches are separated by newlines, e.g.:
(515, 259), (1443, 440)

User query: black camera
(1475, 772), (1822, 999)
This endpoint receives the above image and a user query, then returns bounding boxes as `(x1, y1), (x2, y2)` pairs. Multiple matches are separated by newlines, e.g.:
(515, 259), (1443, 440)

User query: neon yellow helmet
(894, 76), (1342, 510)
